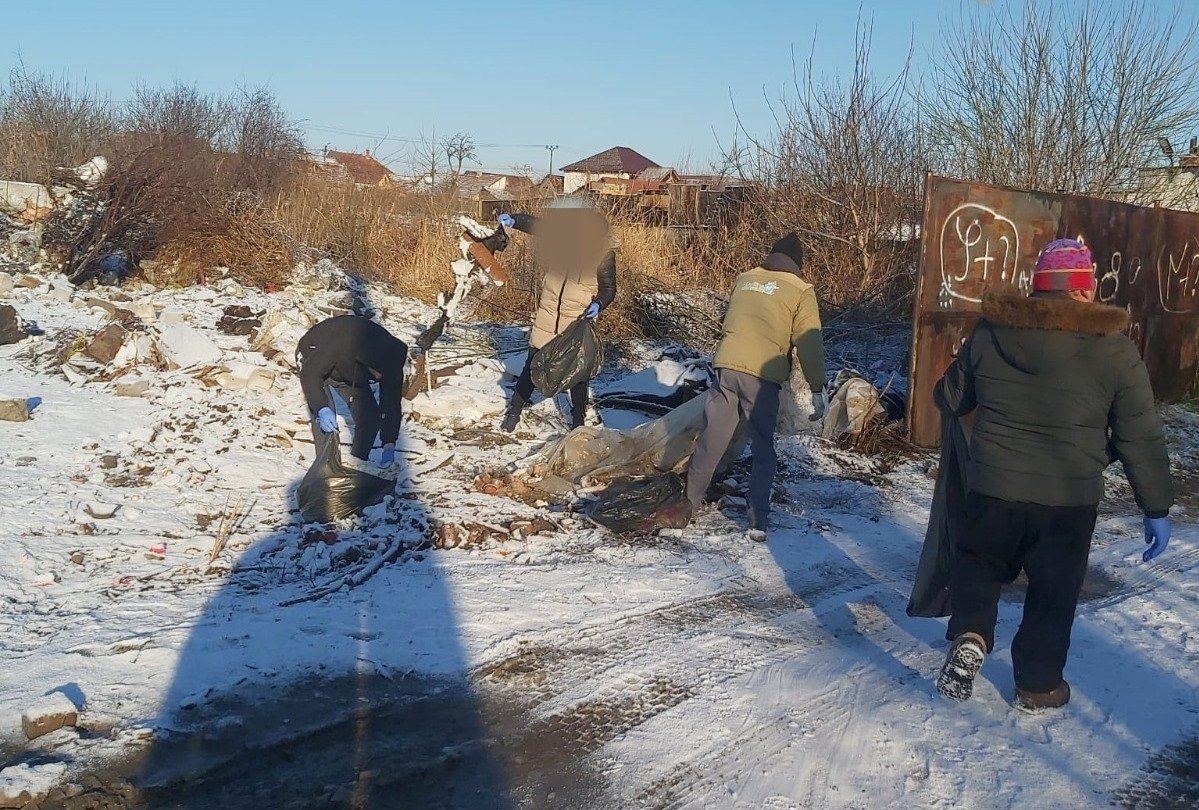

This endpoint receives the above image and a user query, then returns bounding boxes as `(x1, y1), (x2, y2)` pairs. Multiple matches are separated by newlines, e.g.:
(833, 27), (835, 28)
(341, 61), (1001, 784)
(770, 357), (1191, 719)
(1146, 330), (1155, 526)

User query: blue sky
(0, 0), (1070, 175)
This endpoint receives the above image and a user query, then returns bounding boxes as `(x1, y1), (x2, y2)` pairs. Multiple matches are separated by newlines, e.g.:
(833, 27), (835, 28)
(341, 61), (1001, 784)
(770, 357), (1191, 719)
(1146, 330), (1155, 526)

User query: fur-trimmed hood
(978, 293), (1129, 375)
(981, 294), (1129, 335)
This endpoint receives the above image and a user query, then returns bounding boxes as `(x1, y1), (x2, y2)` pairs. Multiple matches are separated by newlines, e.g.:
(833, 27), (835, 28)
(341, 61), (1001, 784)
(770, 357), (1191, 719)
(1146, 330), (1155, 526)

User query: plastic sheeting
(540, 393), (708, 484)
(538, 391), (748, 485)
(530, 318), (604, 397)
(296, 431), (394, 523)
(821, 371), (888, 440)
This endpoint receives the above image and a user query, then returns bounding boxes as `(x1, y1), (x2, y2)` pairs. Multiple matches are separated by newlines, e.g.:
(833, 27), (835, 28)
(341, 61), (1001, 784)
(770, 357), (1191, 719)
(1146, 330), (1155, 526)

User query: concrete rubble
(0, 398), (29, 422)
(21, 693), (79, 741)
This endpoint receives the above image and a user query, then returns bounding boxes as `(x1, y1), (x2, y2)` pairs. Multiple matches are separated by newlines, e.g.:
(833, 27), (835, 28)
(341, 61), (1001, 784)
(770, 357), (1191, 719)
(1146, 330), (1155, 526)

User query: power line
(305, 123), (559, 150)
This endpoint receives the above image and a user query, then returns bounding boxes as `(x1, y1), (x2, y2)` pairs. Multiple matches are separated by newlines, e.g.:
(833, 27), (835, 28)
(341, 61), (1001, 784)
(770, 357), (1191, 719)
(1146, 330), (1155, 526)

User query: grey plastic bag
(296, 431), (394, 523)
(531, 318), (604, 397)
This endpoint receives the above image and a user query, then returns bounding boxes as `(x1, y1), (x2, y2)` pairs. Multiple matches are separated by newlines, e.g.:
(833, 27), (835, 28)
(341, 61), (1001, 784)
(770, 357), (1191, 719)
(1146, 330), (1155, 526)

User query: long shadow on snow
(130, 304), (516, 809)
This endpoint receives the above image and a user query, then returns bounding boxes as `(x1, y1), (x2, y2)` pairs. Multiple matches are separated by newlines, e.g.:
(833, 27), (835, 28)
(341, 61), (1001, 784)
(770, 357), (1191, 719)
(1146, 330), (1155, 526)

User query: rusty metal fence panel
(908, 174), (1199, 447)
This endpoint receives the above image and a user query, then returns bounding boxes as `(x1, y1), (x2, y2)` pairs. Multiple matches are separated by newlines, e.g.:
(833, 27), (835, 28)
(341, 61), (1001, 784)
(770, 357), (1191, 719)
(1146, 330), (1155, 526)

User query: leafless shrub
(125, 82), (232, 145)
(925, 0), (1199, 197)
(724, 19), (924, 315)
(0, 65), (119, 182)
(220, 87), (306, 194)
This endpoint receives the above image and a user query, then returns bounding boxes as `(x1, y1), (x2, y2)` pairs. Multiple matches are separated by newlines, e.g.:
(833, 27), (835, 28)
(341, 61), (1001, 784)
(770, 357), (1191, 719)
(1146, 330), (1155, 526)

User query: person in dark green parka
(933, 238), (1173, 712)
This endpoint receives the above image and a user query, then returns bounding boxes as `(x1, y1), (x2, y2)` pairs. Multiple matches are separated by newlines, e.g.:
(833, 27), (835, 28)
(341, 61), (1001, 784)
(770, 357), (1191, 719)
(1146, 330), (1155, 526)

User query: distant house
(559, 146), (660, 194)
(313, 149), (396, 188)
(1125, 139), (1199, 212)
(453, 170), (535, 200)
(536, 174), (565, 196)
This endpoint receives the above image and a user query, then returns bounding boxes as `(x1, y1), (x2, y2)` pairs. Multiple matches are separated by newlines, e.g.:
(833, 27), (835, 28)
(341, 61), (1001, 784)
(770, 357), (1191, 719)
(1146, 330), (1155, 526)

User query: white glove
(809, 391), (826, 421)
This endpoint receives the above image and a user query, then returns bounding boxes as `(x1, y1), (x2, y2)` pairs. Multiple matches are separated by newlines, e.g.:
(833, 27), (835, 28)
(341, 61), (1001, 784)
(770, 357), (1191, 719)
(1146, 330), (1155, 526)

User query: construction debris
(0, 304), (29, 345)
(21, 692), (79, 741)
(0, 398), (30, 422)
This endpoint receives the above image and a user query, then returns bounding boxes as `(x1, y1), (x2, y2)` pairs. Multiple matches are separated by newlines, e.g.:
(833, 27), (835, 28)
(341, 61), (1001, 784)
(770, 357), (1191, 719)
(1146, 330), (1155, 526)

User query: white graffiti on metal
(1157, 240), (1199, 313)
(938, 203), (1029, 308)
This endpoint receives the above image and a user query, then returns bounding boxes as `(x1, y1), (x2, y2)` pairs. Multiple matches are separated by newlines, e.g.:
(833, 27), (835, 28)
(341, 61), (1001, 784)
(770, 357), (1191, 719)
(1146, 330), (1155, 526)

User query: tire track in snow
(631, 597), (936, 809)
(1085, 543), (1199, 611)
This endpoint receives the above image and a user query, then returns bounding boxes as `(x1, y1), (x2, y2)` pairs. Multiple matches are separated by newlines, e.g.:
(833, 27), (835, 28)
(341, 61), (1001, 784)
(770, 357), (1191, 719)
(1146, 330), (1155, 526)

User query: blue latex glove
(380, 444), (396, 466)
(585, 302), (601, 320)
(1143, 515), (1171, 562)
(497, 213), (515, 229)
(316, 407), (338, 434)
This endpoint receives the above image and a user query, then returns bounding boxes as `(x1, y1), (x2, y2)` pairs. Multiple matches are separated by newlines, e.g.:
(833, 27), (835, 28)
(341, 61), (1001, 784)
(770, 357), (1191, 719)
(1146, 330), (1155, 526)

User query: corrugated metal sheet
(908, 174), (1199, 447)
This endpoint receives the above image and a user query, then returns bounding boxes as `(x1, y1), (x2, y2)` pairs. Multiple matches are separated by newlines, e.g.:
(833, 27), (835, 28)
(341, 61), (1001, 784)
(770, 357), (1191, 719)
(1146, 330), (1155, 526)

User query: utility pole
(545, 144), (560, 175)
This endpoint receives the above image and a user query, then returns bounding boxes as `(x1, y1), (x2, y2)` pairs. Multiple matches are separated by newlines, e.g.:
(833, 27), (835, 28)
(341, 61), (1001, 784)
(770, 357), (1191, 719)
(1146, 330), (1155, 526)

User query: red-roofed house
(316, 149), (397, 188)
(559, 146), (660, 194)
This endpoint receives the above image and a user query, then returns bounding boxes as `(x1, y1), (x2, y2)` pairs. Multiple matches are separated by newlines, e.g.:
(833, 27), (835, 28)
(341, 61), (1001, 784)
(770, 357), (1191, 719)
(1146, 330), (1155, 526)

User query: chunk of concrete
(0, 761), (67, 808)
(0, 305), (28, 345)
(46, 283), (72, 303)
(0, 273), (13, 297)
(21, 693), (78, 740)
(0, 399), (30, 422)
(155, 323), (223, 369)
(83, 323), (128, 365)
(113, 377), (151, 398)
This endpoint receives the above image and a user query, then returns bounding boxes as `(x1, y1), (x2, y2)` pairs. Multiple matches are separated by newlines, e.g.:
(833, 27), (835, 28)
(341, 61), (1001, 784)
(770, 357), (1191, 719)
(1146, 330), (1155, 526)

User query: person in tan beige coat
(661, 232), (826, 537)
(498, 200), (617, 431)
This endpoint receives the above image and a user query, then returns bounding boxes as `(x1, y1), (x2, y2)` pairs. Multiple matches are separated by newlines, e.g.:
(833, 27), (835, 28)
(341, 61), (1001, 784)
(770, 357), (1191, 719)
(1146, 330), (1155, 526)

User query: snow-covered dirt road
(0, 271), (1196, 809)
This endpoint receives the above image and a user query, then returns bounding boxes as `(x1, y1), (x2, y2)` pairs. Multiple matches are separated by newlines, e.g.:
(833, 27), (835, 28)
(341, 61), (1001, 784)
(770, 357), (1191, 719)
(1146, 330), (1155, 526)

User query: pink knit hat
(1033, 238), (1094, 292)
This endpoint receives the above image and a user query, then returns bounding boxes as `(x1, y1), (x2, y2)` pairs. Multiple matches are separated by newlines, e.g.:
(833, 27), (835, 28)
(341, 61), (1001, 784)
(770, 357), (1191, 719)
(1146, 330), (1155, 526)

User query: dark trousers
(510, 348), (589, 428)
(947, 493), (1097, 693)
(684, 369), (781, 516)
(327, 382), (381, 461)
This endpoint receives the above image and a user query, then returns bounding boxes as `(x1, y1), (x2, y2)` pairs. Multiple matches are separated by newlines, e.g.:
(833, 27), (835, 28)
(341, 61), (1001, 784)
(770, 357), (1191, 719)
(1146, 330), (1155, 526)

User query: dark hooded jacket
(296, 316), (408, 446)
(935, 294), (1172, 516)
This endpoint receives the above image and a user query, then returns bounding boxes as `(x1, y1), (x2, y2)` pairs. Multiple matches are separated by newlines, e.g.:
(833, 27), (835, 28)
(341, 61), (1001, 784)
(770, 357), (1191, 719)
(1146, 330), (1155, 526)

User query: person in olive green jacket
(662, 232), (826, 536)
(934, 238), (1173, 713)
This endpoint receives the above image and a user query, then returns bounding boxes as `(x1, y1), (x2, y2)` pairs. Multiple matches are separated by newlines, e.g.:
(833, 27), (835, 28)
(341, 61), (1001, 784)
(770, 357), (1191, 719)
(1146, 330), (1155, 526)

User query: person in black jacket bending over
(497, 197), (616, 432)
(296, 316), (408, 464)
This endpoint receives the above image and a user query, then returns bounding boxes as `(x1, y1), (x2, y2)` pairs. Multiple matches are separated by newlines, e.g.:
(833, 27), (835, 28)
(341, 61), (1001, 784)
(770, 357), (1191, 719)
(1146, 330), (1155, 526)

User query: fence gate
(907, 174), (1199, 447)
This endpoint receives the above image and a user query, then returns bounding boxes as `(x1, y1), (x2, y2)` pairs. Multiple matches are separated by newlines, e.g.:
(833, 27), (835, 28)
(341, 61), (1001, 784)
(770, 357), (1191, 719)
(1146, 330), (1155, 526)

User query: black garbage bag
(531, 317), (604, 398)
(907, 409), (971, 618)
(296, 431), (395, 523)
(587, 473), (686, 534)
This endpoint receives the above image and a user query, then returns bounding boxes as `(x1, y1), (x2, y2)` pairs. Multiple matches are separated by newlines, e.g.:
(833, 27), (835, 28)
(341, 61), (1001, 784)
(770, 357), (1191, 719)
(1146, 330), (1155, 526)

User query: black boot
(500, 397), (526, 433)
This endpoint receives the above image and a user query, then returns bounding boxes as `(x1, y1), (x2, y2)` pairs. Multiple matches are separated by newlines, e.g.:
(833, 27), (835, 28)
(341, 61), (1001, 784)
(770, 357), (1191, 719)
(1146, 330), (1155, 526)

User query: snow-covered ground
(0, 268), (1195, 809)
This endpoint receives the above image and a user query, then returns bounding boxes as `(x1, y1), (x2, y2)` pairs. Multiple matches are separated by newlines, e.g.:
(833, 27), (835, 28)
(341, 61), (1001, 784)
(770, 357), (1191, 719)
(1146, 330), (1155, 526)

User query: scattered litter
(84, 502), (119, 520)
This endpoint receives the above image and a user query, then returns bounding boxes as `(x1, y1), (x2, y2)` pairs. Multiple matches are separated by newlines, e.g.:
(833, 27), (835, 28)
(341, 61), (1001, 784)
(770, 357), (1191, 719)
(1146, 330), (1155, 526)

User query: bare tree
(726, 20), (925, 312)
(925, 0), (1199, 197)
(443, 131), (477, 181)
(410, 129), (445, 191)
